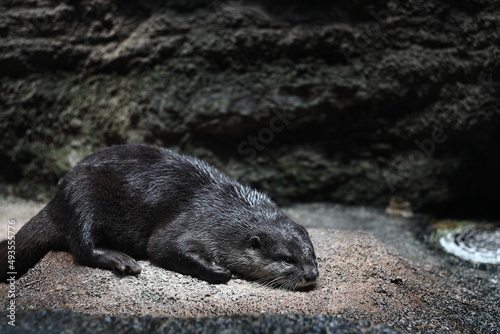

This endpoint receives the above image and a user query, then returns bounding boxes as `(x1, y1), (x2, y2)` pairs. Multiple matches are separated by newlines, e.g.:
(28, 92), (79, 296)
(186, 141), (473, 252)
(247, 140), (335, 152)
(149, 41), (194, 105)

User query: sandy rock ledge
(1, 226), (498, 333)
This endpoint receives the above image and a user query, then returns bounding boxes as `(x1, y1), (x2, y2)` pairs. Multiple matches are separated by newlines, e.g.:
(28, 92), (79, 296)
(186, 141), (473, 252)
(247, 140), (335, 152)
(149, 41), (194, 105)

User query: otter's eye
(283, 257), (294, 265)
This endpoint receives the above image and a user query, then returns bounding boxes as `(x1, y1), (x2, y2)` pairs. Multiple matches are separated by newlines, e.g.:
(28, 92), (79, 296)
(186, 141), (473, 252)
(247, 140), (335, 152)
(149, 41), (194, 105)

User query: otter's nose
(304, 271), (318, 283)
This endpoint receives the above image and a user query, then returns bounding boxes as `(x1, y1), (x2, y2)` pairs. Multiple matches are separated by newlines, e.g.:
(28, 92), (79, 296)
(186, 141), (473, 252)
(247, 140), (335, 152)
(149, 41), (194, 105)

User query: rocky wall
(1, 0), (499, 216)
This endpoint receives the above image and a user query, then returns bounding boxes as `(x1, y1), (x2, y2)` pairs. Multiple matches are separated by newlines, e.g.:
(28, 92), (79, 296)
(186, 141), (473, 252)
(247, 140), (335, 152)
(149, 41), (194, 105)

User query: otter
(0, 145), (318, 290)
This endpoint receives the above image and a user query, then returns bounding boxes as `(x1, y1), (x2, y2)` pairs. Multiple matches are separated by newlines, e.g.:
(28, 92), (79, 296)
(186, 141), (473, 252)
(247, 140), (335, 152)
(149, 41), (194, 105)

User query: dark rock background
(1, 0), (499, 216)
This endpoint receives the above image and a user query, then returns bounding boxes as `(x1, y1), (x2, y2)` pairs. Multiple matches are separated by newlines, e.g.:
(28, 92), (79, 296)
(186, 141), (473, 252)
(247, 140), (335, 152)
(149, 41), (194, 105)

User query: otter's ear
(248, 236), (261, 249)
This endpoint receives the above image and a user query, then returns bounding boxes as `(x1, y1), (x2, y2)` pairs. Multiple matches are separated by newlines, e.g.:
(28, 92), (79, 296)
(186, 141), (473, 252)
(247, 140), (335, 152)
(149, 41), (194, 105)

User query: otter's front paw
(206, 267), (231, 284)
(89, 248), (142, 275)
(112, 255), (142, 275)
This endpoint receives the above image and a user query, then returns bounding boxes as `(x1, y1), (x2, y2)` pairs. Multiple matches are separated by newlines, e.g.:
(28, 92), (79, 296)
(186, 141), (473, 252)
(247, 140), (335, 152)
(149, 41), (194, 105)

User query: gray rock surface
(0, 199), (498, 333)
(1, 0), (499, 215)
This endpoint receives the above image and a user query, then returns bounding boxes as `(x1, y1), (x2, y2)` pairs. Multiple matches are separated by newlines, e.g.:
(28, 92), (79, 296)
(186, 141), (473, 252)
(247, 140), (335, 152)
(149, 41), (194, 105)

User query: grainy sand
(0, 199), (498, 333)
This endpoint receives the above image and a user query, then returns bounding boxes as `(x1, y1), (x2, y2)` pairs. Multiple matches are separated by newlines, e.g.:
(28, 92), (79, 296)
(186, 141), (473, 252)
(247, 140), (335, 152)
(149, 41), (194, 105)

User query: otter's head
(235, 220), (319, 290)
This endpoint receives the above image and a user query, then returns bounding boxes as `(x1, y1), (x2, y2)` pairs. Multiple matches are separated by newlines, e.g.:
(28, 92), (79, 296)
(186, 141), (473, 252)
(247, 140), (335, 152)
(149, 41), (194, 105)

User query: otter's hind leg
(75, 247), (142, 275)
(67, 213), (141, 275)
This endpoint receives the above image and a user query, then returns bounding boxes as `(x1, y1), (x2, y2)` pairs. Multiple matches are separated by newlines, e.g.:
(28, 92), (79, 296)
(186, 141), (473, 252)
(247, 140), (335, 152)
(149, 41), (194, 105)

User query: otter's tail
(0, 206), (65, 283)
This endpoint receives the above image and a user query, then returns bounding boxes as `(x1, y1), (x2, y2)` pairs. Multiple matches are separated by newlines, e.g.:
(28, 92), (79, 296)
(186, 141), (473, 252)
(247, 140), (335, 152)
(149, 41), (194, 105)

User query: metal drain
(432, 221), (499, 265)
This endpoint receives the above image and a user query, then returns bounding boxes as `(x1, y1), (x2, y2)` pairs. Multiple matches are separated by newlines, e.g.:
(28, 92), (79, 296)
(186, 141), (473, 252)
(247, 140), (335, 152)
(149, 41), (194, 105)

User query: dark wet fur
(0, 145), (318, 289)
